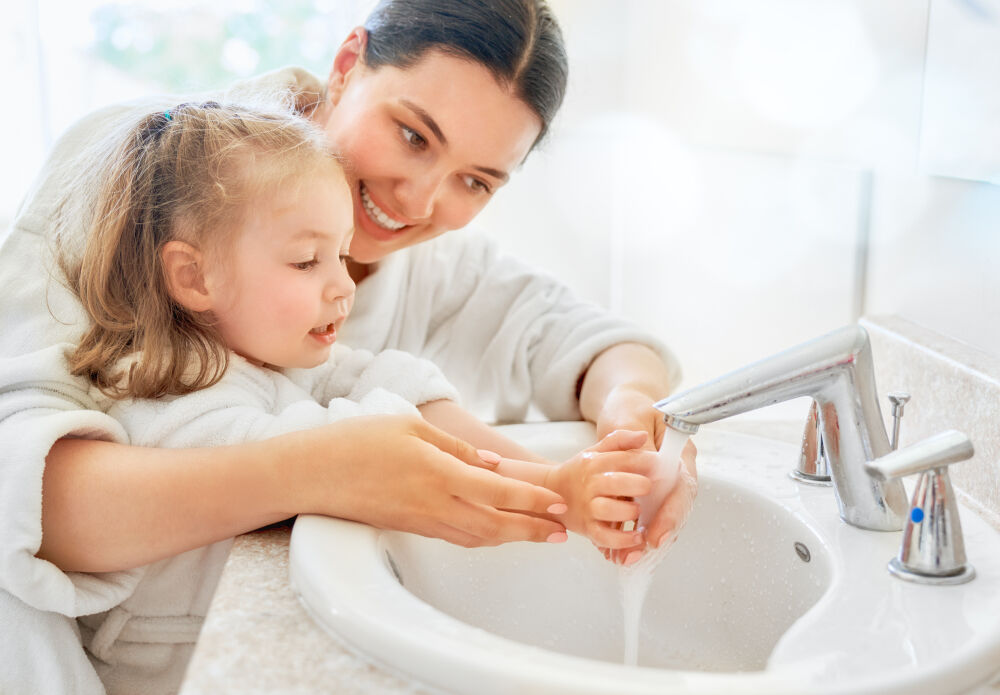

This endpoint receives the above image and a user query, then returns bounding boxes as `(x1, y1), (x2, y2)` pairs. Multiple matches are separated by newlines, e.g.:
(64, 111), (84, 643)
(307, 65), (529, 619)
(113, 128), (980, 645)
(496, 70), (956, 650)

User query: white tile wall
(867, 173), (1000, 357)
(483, 0), (1000, 391)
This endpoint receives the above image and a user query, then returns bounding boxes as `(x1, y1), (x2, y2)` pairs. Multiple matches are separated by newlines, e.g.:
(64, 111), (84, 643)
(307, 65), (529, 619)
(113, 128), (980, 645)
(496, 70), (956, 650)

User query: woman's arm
(578, 342), (676, 448)
(38, 415), (567, 573)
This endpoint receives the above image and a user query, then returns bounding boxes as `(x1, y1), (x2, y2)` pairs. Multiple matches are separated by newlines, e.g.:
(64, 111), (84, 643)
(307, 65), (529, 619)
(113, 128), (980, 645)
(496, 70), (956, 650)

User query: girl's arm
(37, 416), (567, 573)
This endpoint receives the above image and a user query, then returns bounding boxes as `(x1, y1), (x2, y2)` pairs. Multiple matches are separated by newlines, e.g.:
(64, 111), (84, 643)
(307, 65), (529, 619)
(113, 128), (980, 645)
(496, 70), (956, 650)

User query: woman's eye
(463, 175), (492, 195)
(401, 125), (427, 150)
(292, 259), (317, 271)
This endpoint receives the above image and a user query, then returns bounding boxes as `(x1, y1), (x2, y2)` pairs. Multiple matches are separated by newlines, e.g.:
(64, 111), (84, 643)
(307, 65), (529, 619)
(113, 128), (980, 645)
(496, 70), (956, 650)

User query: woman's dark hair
(363, 0), (568, 146)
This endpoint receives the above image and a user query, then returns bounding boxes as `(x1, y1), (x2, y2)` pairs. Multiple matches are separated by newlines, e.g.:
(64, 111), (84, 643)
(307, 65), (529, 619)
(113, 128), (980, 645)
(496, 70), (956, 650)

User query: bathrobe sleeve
(343, 230), (681, 424)
(284, 343), (459, 408)
(0, 345), (146, 618)
(107, 350), (457, 451)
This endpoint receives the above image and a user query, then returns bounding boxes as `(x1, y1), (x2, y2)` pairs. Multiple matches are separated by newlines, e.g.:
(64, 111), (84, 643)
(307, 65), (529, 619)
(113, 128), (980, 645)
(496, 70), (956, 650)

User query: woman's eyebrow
(398, 99), (510, 183)
(399, 99), (447, 145)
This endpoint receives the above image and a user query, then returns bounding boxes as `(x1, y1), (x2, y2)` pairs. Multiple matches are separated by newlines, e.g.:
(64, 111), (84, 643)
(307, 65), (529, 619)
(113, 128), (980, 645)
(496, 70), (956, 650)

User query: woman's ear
(160, 240), (212, 313)
(326, 27), (368, 107)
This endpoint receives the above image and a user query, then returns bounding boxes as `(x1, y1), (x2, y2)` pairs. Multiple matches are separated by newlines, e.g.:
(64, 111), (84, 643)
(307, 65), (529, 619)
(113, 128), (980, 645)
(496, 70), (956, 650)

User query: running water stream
(619, 427), (694, 666)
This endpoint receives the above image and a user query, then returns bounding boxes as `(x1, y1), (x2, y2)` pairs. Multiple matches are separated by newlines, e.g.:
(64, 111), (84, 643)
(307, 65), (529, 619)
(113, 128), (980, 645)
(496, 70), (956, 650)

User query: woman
(0, 1), (690, 689)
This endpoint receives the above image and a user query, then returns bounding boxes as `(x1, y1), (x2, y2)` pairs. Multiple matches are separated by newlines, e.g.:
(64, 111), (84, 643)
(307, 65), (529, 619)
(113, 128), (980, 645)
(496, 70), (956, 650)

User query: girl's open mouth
(309, 323), (337, 344)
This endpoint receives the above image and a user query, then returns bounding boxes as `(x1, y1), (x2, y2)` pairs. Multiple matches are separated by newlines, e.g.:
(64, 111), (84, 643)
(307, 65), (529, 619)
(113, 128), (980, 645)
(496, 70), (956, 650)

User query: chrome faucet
(654, 325), (908, 531)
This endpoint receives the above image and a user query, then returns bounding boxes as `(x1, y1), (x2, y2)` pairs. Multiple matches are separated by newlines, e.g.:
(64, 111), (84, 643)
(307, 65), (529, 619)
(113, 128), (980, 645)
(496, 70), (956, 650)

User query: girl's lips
(309, 323), (337, 345)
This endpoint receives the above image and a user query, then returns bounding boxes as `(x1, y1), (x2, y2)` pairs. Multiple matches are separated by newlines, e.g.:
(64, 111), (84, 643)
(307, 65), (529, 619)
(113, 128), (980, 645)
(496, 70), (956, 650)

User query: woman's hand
(642, 438), (699, 550)
(291, 414), (569, 548)
(594, 382), (666, 449)
(604, 438), (699, 565)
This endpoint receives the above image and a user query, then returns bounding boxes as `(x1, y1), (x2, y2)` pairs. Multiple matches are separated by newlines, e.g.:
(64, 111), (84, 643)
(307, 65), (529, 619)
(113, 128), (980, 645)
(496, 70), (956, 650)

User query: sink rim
(289, 425), (1000, 695)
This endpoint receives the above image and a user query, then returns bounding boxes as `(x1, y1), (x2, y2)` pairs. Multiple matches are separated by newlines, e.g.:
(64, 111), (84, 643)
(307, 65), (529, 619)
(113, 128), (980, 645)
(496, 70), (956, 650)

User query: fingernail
(547, 503), (568, 515)
(624, 550), (643, 566)
(546, 531), (568, 544)
(477, 449), (502, 464)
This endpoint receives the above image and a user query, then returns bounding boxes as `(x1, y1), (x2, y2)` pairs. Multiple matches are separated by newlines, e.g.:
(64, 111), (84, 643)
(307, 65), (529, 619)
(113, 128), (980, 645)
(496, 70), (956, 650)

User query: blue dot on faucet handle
(911, 508), (925, 523)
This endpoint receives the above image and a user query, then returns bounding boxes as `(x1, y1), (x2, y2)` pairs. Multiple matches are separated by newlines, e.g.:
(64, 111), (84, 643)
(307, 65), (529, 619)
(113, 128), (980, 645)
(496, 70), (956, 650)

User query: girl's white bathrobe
(0, 69), (680, 694)
(0, 342), (456, 695)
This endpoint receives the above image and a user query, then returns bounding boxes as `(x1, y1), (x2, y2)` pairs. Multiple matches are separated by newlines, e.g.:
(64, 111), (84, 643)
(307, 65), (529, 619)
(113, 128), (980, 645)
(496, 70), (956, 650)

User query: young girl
(9, 101), (658, 694)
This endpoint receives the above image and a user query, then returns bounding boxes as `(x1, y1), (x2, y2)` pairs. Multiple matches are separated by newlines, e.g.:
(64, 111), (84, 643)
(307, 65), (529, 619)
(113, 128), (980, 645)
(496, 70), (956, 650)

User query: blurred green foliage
(88, 1), (361, 92)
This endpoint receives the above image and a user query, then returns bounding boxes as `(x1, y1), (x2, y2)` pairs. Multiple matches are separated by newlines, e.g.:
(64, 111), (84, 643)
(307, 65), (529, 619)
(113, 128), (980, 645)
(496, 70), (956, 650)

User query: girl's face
(316, 35), (543, 264)
(206, 168), (356, 369)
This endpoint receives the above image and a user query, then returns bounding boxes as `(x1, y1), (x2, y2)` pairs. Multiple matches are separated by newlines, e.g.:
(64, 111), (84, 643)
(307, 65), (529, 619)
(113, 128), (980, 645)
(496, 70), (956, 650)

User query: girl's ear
(160, 240), (212, 313)
(326, 27), (368, 107)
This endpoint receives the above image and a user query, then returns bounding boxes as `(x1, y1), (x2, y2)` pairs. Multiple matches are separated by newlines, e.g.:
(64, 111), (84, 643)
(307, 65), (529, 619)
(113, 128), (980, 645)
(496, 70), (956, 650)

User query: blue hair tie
(164, 110), (173, 121)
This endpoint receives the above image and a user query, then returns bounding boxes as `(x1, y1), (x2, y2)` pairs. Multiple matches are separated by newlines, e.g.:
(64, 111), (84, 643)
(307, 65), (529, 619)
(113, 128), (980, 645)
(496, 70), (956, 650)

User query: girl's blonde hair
(61, 101), (342, 399)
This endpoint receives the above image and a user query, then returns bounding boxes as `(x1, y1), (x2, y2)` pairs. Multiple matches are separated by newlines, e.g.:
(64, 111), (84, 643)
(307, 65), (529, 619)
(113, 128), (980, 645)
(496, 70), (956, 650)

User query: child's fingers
(586, 521), (644, 549)
(590, 496), (641, 523)
(584, 449), (658, 477)
(587, 429), (648, 453)
(593, 471), (652, 498)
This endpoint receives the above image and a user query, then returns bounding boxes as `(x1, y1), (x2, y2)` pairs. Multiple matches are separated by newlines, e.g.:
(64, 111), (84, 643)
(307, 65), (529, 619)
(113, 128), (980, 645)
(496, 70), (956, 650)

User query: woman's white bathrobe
(0, 68), (680, 694)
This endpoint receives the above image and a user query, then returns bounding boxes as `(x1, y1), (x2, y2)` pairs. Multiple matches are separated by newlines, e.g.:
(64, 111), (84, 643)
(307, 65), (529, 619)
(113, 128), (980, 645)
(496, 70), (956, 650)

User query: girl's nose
(323, 272), (355, 307)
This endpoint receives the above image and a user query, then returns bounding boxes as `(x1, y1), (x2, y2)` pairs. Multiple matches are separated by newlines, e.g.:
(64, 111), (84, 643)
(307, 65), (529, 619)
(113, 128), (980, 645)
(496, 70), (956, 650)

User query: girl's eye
(292, 259), (317, 271)
(401, 125), (427, 150)
(463, 175), (492, 195)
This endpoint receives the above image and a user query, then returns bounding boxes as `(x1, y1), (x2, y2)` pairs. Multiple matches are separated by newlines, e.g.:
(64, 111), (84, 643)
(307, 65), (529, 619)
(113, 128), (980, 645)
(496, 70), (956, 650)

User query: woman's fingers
(449, 458), (565, 517)
(448, 499), (568, 545)
(644, 440), (699, 548)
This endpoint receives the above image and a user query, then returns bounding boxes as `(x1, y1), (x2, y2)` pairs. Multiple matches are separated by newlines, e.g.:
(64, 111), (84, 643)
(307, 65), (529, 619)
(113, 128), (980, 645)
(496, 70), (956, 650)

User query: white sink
(290, 422), (1000, 694)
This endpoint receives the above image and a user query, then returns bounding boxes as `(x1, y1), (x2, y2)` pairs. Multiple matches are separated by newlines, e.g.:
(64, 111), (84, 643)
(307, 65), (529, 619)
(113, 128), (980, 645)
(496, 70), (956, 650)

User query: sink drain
(794, 542), (811, 563)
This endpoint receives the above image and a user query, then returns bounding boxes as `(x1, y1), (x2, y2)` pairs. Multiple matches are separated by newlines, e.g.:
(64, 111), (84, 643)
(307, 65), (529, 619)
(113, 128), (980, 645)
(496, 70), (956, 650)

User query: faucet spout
(654, 325), (907, 531)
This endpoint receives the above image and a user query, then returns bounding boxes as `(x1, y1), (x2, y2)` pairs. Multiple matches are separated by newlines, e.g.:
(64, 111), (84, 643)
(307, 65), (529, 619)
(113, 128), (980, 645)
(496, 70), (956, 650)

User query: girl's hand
(293, 414), (568, 548)
(543, 429), (657, 550)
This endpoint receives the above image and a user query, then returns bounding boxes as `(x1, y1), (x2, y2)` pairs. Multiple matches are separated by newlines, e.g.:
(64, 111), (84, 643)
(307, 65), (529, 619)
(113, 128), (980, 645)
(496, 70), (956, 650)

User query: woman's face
(316, 33), (542, 264)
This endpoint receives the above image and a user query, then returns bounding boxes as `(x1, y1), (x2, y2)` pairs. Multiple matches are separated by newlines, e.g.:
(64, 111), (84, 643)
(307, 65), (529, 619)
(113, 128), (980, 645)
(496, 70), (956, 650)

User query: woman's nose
(395, 171), (447, 220)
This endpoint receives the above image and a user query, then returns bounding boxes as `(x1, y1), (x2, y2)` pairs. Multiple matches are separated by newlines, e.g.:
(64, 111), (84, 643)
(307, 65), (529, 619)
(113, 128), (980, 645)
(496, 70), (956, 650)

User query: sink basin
(290, 422), (1000, 694)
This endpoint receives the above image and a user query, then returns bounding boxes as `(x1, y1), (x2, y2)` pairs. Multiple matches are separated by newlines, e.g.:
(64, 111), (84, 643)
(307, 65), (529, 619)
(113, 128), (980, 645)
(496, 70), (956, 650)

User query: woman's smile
(358, 182), (411, 240)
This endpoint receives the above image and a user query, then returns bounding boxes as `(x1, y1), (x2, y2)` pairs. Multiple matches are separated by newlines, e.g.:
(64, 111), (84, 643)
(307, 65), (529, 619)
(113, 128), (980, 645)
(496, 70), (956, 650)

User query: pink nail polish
(477, 449), (502, 464)
(624, 550), (642, 566)
(547, 503), (568, 515)
(546, 531), (568, 544)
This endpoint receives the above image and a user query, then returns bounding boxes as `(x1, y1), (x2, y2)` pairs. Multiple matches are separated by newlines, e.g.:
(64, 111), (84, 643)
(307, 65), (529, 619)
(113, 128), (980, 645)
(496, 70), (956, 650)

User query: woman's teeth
(361, 184), (407, 231)
(310, 324), (334, 335)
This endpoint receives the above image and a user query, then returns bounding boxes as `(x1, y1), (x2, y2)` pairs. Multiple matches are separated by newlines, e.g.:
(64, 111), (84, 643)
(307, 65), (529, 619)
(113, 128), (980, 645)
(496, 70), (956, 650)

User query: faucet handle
(865, 430), (976, 585)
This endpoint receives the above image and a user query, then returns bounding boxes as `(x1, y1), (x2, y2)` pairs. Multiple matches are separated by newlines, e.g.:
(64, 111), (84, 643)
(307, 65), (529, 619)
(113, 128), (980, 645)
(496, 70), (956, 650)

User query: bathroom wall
(478, 0), (1000, 388)
(5, 0), (998, 388)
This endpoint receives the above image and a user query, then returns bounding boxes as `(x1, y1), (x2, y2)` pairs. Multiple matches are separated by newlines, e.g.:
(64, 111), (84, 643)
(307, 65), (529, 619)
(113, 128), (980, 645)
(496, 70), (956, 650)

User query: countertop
(177, 525), (431, 695)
